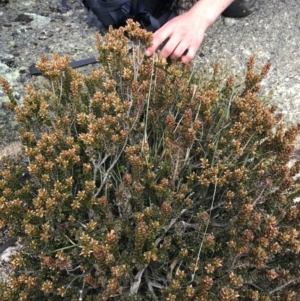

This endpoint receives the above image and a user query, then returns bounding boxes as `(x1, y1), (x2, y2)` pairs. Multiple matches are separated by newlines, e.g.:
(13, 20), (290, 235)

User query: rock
(0, 52), (15, 67)
(15, 13), (33, 24)
(0, 238), (18, 257)
(24, 13), (51, 28)
(0, 0), (9, 6)
(0, 96), (10, 105)
(0, 239), (21, 284)
(18, 66), (27, 74)
(0, 62), (19, 85)
(223, 17), (237, 27)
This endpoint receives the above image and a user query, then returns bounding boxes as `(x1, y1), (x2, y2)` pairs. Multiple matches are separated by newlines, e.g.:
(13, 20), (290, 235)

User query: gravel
(0, 0), (101, 147)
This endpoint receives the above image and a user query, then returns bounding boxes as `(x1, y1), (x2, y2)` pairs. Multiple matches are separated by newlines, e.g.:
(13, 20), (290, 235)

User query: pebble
(223, 18), (237, 27)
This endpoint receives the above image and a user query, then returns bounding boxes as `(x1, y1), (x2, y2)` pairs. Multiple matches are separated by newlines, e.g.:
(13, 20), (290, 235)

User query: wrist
(188, 0), (235, 28)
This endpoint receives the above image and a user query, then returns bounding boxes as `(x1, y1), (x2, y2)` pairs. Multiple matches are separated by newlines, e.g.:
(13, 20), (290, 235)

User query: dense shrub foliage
(1, 20), (300, 301)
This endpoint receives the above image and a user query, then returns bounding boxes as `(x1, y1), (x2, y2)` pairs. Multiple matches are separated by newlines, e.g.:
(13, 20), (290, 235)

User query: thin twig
(252, 186), (266, 207)
(93, 137), (128, 198)
(269, 279), (295, 295)
(192, 179), (217, 281)
(244, 282), (263, 291)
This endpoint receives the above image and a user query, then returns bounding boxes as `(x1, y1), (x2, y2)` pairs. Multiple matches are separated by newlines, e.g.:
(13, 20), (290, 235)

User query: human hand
(145, 8), (210, 63)
(145, 0), (234, 63)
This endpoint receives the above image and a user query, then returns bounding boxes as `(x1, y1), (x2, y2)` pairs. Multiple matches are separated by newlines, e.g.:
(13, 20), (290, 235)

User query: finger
(159, 36), (182, 59)
(170, 41), (190, 60)
(181, 34), (204, 64)
(145, 25), (173, 56)
(181, 47), (197, 64)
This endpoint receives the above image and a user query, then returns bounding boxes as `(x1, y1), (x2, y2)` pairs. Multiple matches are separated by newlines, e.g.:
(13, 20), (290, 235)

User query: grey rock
(0, 52), (15, 67)
(0, 238), (17, 254)
(15, 13), (33, 24)
(24, 13), (51, 28)
(223, 17), (237, 27)
(0, 62), (19, 84)
(0, 96), (10, 105)
(18, 66), (27, 74)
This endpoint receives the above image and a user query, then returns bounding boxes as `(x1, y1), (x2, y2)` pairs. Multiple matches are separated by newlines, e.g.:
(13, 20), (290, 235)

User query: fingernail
(145, 50), (151, 56)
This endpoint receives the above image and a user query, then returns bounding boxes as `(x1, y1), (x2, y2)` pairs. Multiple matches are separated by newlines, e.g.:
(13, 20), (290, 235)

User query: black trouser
(142, 0), (173, 16)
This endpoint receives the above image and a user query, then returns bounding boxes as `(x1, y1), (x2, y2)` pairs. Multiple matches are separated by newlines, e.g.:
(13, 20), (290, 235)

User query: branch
(130, 268), (145, 294)
(192, 180), (217, 281)
(93, 137), (128, 198)
(154, 209), (187, 247)
(244, 282), (263, 291)
(145, 269), (162, 301)
(269, 279), (296, 295)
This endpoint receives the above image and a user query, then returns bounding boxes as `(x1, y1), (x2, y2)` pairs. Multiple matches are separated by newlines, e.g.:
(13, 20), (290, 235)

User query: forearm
(187, 0), (235, 27)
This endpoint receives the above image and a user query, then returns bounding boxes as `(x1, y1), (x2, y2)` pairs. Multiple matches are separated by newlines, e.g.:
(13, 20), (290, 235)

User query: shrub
(1, 20), (300, 301)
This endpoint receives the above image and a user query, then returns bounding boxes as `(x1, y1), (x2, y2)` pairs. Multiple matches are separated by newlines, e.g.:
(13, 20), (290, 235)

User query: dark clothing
(143, 0), (173, 16)
(143, 0), (197, 16)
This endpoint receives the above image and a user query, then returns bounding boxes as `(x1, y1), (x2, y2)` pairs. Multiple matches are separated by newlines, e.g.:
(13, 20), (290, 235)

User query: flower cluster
(1, 20), (300, 301)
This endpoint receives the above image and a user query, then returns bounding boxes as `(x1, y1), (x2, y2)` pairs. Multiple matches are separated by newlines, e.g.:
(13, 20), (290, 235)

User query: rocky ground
(0, 0), (300, 285)
(0, 0), (101, 147)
